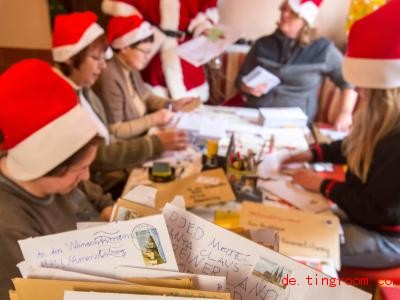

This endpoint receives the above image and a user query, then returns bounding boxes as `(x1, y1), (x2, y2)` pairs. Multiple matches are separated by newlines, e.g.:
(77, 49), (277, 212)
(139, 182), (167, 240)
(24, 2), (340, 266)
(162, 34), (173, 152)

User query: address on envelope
(18, 215), (178, 273)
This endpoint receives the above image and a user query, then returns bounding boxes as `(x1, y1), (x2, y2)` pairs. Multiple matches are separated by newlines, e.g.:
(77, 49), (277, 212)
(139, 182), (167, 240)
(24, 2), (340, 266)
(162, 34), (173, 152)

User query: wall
(219, 0), (352, 49)
(0, 0), (51, 49)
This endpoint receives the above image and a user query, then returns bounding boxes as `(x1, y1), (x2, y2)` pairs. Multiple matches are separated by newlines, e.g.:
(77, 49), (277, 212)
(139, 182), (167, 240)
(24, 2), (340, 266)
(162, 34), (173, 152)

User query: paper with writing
(154, 169), (235, 208)
(18, 215), (178, 273)
(162, 203), (370, 300)
(240, 202), (341, 270)
(260, 179), (331, 213)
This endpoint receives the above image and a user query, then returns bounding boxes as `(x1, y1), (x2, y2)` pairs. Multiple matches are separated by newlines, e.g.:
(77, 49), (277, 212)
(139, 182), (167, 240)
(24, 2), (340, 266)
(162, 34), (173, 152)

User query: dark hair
(44, 136), (101, 177)
(57, 34), (108, 77)
(112, 34), (155, 53)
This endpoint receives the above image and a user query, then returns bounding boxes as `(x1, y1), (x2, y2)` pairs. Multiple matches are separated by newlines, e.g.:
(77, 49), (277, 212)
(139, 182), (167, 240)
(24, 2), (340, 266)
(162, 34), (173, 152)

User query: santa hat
(0, 59), (101, 181)
(107, 15), (153, 49)
(102, 0), (140, 17)
(52, 11), (112, 62)
(288, 0), (323, 26)
(343, 0), (400, 89)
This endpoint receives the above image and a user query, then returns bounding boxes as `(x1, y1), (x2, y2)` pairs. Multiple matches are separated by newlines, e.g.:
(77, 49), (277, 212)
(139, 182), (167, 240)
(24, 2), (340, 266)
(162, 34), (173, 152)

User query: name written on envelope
(18, 215), (178, 273)
(162, 203), (371, 300)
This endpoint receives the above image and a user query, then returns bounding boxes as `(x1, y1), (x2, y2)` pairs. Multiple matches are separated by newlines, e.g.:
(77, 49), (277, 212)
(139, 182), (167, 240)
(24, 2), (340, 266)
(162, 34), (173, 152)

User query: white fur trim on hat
(111, 21), (154, 49)
(288, 0), (319, 26)
(53, 23), (105, 62)
(343, 57), (400, 89)
(102, 0), (139, 17)
(6, 105), (99, 181)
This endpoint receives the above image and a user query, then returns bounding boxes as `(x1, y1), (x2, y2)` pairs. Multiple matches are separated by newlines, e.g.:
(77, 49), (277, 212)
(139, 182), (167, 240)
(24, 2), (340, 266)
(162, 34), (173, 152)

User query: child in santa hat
(52, 11), (189, 193)
(237, 0), (358, 131)
(0, 59), (114, 297)
(282, 0), (400, 268)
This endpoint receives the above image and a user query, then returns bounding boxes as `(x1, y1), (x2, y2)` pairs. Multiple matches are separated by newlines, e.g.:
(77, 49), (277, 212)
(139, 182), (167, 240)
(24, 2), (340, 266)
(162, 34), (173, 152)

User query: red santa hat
(343, 0), (400, 89)
(0, 59), (101, 181)
(52, 11), (112, 62)
(102, 0), (140, 17)
(107, 15), (153, 49)
(288, 0), (323, 26)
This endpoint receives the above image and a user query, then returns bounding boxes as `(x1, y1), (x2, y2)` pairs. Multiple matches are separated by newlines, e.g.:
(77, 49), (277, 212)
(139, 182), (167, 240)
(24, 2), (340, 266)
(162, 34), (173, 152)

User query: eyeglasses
(130, 47), (152, 55)
(87, 54), (107, 63)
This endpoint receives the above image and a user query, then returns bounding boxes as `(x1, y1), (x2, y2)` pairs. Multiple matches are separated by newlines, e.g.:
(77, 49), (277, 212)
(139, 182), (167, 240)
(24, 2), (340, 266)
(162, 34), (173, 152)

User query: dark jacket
(312, 130), (400, 236)
(236, 30), (353, 120)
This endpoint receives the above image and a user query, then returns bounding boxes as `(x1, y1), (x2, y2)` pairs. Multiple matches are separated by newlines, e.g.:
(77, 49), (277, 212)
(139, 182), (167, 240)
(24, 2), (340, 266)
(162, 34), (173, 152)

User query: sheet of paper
(123, 185), (158, 208)
(19, 215), (178, 274)
(176, 26), (240, 67)
(240, 201), (341, 270)
(242, 66), (281, 94)
(260, 179), (331, 213)
(64, 291), (217, 300)
(162, 203), (370, 300)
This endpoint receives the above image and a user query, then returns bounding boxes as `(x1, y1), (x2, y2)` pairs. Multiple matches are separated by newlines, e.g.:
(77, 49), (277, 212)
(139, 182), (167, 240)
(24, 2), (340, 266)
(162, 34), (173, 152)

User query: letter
(178, 216), (187, 228)
(194, 226), (204, 240)
(306, 275), (312, 285)
(169, 211), (179, 222)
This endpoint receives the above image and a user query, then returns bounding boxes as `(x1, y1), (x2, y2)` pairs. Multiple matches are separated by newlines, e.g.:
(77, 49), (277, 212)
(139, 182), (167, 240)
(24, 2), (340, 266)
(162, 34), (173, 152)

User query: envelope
(18, 215), (178, 273)
(12, 278), (231, 300)
(162, 203), (370, 300)
(153, 168), (236, 208)
(240, 201), (341, 269)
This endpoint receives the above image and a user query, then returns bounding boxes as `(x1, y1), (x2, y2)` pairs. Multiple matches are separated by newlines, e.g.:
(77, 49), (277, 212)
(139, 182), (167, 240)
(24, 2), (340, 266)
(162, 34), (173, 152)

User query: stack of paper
(260, 107), (308, 128)
(11, 214), (230, 300)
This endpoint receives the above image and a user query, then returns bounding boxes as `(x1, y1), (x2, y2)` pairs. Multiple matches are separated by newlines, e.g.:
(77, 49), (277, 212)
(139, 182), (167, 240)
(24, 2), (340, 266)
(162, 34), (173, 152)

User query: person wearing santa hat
(94, 15), (198, 141)
(236, 0), (358, 131)
(280, 0), (400, 268)
(0, 59), (114, 297)
(101, 0), (219, 102)
(52, 11), (189, 193)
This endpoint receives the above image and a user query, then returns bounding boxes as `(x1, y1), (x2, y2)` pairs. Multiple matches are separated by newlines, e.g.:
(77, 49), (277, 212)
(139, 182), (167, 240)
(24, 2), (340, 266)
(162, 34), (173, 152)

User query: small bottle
(205, 139), (219, 168)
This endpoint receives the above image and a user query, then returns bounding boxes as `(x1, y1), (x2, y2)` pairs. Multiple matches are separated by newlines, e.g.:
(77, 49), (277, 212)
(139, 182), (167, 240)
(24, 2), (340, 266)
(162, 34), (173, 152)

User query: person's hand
(291, 169), (324, 193)
(155, 129), (189, 151)
(172, 97), (200, 112)
(149, 109), (174, 126)
(100, 205), (114, 221)
(240, 82), (268, 97)
(334, 111), (352, 132)
(281, 150), (313, 165)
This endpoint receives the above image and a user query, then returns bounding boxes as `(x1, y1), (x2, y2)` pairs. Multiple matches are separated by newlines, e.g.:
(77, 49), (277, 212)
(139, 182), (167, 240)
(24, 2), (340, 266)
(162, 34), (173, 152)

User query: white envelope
(162, 203), (370, 300)
(18, 215), (178, 274)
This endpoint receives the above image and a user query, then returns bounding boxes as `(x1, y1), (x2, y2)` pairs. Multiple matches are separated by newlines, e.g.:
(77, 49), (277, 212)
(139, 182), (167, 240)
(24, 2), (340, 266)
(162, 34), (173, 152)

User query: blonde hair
(343, 88), (400, 182)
